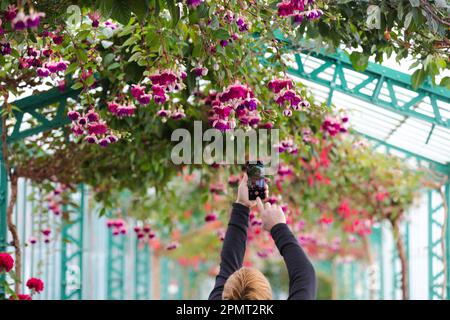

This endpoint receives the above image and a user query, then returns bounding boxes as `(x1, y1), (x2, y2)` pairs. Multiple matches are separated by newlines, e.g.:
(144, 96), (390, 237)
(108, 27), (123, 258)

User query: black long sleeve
(271, 223), (317, 300)
(208, 203), (250, 300)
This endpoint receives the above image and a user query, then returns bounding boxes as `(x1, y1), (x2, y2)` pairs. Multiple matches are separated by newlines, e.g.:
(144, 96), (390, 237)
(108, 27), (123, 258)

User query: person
(208, 174), (316, 300)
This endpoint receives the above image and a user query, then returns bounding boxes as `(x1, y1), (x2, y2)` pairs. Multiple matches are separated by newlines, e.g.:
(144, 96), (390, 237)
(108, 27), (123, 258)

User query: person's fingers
(265, 202), (271, 210)
(256, 197), (264, 212)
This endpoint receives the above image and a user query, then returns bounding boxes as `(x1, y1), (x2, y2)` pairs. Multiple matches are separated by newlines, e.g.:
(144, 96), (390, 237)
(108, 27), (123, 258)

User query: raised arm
(271, 223), (316, 300)
(208, 202), (250, 300)
(208, 174), (255, 300)
(257, 198), (316, 300)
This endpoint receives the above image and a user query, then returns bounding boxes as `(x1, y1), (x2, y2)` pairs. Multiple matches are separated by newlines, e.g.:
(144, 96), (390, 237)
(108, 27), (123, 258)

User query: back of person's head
(222, 267), (272, 300)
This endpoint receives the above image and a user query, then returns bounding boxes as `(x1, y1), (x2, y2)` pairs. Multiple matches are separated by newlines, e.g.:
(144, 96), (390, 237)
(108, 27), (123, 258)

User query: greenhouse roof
(285, 49), (450, 169)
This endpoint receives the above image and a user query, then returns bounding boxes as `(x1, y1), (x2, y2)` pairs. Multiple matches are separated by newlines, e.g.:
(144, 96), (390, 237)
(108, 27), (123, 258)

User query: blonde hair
(222, 267), (272, 300)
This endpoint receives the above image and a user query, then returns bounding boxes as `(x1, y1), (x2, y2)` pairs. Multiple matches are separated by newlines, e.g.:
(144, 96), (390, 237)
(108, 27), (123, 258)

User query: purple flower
(157, 108), (170, 118)
(98, 138), (109, 147)
(137, 93), (152, 105)
(67, 110), (80, 121)
(12, 11), (27, 30)
(86, 110), (99, 122)
(1, 43), (12, 55)
(220, 39), (228, 47)
(84, 135), (97, 144)
(37, 67), (50, 78)
(187, 0), (203, 8)
(107, 135), (118, 143)
(191, 67), (208, 78)
(131, 84), (145, 99)
(26, 11), (45, 29)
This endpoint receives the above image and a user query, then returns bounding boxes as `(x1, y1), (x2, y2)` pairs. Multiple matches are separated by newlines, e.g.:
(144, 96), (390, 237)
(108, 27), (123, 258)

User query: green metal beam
(8, 86), (81, 143)
(60, 184), (85, 300)
(281, 37), (450, 129)
(356, 132), (450, 174)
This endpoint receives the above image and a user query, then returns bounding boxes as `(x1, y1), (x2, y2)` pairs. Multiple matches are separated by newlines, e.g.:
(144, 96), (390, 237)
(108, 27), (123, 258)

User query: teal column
(134, 239), (150, 300)
(446, 182), (450, 300)
(177, 264), (184, 300)
(160, 257), (169, 300)
(106, 223), (126, 300)
(60, 184), (84, 300)
(0, 119), (8, 299)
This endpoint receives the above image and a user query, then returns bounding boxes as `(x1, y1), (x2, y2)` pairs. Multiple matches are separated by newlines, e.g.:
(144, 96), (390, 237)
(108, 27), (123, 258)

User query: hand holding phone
(246, 161), (266, 201)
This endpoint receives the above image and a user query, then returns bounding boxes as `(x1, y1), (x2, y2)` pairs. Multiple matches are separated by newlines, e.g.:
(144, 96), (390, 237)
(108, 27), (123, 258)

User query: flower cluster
(2, 5), (45, 31)
(68, 108), (118, 147)
(107, 218), (128, 236)
(0, 252), (14, 272)
(321, 115), (349, 137)
(46, 184), (68, 216)
(41, 228), (51, 243)
(207, 83), (261, 131)
(134, 225), (156, 241)
(277, 1), (323, 23)
(268, 78), (309, 116)
(338, 200), (373, 236)
(26, 277), (44, 293)
(275, 137), (298, 154)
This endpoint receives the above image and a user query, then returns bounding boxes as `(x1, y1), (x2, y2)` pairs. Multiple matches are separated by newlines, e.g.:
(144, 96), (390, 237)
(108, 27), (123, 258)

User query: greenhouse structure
(0, 0), (449, 302)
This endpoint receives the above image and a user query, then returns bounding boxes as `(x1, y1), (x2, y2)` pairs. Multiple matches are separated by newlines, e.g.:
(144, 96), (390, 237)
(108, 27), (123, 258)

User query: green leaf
(404, 11), (413, 29)
(439, 77), (450, 89)
(97, 0), (114, 18)
(213, 28), (230, 40)
(349, 52), (369, 72)
(111, 0), (131, 25)
(166, 0), (180, 27)
(411, 69), (425, 89)
(129, 0), (149, 22)
(107, 62), (121, 70)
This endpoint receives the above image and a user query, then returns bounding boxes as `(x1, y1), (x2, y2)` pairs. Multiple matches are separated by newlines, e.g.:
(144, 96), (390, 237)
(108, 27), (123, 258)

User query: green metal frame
(106, 230), (126, 300)
(280, 40), (450, 130)
(134, 239), (151, 300)
(60, 184), (85, 300)
(0, 85), (81, 298)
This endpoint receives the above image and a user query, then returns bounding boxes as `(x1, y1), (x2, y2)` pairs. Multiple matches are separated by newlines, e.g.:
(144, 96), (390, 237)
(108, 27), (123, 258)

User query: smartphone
(246, 161), (266, 200)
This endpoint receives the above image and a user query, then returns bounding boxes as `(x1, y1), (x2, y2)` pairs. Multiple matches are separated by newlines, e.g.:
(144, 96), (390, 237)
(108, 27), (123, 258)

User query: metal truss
(106, 229), (126, 300)
(428, 184), (450, 300)
(60, 184), (85, 300)
(134, 239), (151, 300)
(283, 41), (450, 129)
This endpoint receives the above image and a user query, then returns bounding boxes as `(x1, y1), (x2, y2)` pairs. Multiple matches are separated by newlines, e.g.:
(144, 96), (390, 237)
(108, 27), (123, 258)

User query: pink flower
(86, 110), (99, 122)
(42, 229), (51, 236)
(11, 11), (27, 30)
(137, 93), (152, 105)
(87, 122), (108, 135)
(205, 213), (217, 222)
(67, 110), (80, 121)
(0, 252), (14, 272)
(187, 0), (203, 8)
(131, 84), (146, 99)
(5, 5), (18, 21)
(37, 67), (50, 78)
(26, 278), (44, 293)
(88, 11), (100, 28)
(191, 67), (208, 78)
